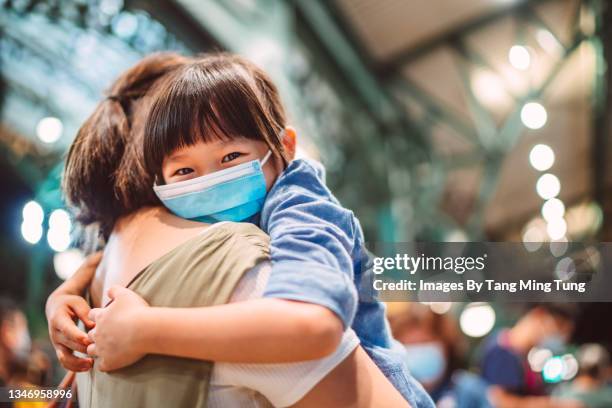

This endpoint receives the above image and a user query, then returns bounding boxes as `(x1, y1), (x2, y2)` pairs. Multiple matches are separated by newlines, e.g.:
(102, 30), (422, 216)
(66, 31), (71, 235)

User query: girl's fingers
(88, 308), (102, 323)
(56, 344), (93, 372)
(86, 343), (97, 357)
(88, 328), (97, 342)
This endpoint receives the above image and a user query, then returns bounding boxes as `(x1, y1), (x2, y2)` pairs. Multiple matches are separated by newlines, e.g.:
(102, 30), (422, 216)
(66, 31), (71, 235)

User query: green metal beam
(524, 3), (568, 53)
(292, 0), (397, 123)
(453, 41), (500, 151)
(389, 76), (481, 146)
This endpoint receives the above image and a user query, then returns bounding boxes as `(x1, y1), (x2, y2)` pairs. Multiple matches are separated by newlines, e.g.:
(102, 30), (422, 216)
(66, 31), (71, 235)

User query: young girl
(50, 53), (433, 407)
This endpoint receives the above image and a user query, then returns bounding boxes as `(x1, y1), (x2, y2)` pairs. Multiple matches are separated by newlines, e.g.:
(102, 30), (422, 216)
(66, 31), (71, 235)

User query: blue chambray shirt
(259, 159), (434, 408)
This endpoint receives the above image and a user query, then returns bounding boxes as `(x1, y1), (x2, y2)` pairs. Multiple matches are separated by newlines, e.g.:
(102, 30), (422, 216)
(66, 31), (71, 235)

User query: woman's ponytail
(63, 52), (190, 239)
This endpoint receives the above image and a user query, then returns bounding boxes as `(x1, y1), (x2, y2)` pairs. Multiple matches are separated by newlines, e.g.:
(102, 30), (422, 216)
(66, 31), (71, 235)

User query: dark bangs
(143, 54), (287, 178)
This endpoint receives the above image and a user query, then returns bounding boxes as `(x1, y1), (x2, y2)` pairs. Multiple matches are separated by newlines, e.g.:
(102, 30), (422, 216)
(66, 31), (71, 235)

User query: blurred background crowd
(1, 0), (612, 407)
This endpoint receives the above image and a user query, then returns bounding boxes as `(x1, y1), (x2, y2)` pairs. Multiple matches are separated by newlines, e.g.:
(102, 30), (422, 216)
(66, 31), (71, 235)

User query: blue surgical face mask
(154, 150), (273, 223)
(539, 334), (566, 353)
(404, 342), (446, 385)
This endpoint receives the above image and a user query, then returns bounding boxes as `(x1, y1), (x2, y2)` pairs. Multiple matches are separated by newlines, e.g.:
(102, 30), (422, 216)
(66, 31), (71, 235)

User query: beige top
(208, 260), (360, 407)
(76, 222), (269, 408)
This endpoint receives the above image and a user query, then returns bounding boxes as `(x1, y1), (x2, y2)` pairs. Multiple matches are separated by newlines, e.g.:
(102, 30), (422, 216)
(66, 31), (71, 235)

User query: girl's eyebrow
(219, 135), (249, 145)
(167, 152), (188, 160)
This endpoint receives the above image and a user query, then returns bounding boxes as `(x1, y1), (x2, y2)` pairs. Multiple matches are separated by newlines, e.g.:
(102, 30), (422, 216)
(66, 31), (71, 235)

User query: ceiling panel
(335, 0), (518, 61)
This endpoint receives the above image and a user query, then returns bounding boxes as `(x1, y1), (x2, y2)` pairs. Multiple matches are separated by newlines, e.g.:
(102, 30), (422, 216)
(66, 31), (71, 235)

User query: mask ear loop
(153, 174), (165, 187)
(261, 128), (286, 167)
(261, 150), (273, 166)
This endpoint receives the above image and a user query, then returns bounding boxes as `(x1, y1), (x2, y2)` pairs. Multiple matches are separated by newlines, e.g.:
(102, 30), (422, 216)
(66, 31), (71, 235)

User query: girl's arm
(87, 285), (344, 372)
(139, 298), (343, 363)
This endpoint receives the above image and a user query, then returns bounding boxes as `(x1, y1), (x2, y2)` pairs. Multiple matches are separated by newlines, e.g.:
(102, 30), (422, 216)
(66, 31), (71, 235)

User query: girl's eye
(174, 168), (194, 176)
(222, 152), (242, 163)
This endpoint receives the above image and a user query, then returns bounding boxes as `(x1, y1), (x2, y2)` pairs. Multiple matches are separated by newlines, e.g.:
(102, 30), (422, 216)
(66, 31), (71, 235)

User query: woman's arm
(45, 252), (101, 371)
(292, 346), (410, 408)
(48, 252), (101, 297)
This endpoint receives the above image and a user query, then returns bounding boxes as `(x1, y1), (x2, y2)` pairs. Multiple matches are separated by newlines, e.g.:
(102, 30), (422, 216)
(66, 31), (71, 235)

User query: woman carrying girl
(47, 52), (433, 407)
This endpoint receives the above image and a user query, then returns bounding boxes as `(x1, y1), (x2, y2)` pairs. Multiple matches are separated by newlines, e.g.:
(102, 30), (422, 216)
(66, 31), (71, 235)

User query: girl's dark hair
(63, 52), (191, 238)
(143, 53), (289, 179)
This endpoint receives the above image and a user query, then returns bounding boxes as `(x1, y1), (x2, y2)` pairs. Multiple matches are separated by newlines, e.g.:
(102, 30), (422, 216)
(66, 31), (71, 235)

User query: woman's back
(90, 207), (212, 307)
(78, 208), (270, 408)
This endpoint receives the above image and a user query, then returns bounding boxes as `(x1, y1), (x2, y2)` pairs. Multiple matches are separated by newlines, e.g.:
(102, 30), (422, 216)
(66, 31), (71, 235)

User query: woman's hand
(46, 292), (95, 372)
(87, 286), (149, 372)
(46, 252), (101, 372)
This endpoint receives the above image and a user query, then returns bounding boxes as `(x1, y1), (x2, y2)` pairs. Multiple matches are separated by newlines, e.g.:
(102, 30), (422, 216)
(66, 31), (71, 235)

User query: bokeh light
(459, 302), (496, 338)
(536, 173), (561, 199)
(36, 117), (63, 144)
(47, 209), (72, 252)
(528, 347), (553, 372)
(22, 201), (44, 225)
(521, 102), (548, 130)
(508, 45), (531, 70)
(53, 249), (86, 280)
(21, 222), (43, 245)
(529, 144), (555, 171)
(541, 198), (565, 222)
(49, 209), (72, 232)
(555, 257), (576, 281)
(430, 302), (452, 314)
(542, 356), (564, 382)
(547, 217), (567, 240)
(549, 237), (569, 257)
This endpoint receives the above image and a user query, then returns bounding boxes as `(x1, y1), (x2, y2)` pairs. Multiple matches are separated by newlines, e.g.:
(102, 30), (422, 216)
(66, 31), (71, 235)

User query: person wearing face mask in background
(0, 297), (32, 388)
(480, 304), (575, 397)
(0, 297), (52, 408)
(389, 303), (493, 408)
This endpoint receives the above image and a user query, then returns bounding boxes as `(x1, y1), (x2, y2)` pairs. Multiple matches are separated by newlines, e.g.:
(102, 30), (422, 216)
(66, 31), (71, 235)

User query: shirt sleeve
(260, 182), (359, 329)
(213, 260), (361, 407)
(480, 346), (524, 391)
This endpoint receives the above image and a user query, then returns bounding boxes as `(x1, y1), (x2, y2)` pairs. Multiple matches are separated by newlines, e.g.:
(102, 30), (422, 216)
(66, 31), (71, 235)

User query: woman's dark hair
(143, 52), (289, 180)
(63, 52), (191, 239)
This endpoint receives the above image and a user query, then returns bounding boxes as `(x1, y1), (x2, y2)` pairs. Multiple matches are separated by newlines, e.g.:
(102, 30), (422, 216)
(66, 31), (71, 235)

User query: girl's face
(161, 137), (283, 191)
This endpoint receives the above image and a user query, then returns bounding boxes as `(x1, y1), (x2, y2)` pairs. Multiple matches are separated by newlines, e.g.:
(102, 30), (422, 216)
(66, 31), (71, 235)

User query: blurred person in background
(552, 343), (612, 408)
(390, 303), (492, 408)
(0, 297), (32, 387)
(0, 297), (51, 408)
(479, 304), (575, 396)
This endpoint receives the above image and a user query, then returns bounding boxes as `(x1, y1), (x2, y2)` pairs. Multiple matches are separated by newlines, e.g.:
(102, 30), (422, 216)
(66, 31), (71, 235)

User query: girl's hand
(46, 293), (95, 372)
(87, 286), (149, 372)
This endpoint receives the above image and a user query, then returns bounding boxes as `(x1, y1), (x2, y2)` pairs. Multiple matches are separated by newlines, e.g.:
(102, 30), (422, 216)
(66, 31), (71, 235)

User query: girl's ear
(282, 126), (297, 160)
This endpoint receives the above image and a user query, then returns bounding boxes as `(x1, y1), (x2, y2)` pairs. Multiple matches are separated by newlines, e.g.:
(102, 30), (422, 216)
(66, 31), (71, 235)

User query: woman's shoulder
(214, 221), (269, 241)
(127, 222), (271, 306)
(209, 222), (270, 251)
(167, 221), (270, 267)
